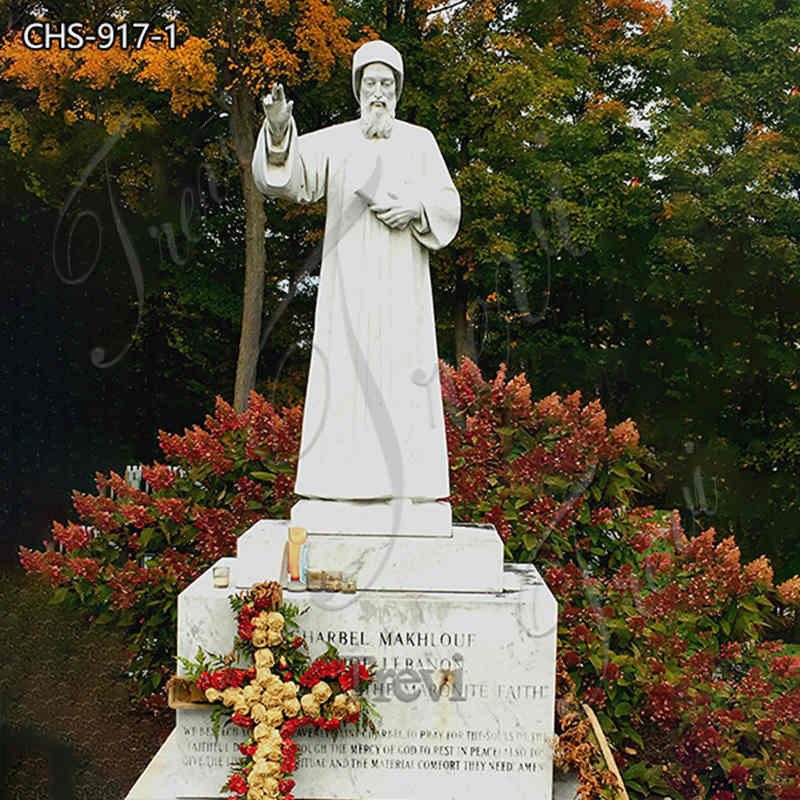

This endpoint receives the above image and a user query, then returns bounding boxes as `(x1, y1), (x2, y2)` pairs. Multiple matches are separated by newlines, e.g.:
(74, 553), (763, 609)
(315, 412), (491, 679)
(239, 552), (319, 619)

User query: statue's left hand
(370, 193), (422, 230)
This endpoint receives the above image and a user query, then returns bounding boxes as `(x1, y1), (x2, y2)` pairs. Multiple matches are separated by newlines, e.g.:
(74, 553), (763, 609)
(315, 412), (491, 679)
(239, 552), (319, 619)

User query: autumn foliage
(19, 360), (800, 796)
(0, 2), (365, 126)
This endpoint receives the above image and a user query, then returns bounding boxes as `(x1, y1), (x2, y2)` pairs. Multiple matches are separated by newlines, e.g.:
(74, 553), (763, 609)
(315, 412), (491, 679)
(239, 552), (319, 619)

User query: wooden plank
(582, 704), (630, 800)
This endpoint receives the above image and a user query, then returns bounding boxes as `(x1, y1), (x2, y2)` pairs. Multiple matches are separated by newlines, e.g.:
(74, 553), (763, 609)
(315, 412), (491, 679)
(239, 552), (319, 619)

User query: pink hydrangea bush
(20, 361), (800, 796)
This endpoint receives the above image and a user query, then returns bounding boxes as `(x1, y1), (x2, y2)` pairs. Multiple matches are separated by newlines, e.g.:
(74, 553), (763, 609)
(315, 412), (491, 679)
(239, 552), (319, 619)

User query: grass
(0, 567), (172, 800)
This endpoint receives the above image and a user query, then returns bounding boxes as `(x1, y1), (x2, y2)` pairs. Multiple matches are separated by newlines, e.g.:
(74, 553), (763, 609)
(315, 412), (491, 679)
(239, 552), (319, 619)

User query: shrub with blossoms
(438, 361), (800, 798)
(19, 394), (301, 711)
(180, 582), (375, 800)
(18, 359), (800, 797)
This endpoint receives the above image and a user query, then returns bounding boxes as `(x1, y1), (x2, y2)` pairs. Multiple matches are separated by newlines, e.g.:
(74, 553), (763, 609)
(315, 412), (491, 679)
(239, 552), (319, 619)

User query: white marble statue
(252, 40), (460, 505)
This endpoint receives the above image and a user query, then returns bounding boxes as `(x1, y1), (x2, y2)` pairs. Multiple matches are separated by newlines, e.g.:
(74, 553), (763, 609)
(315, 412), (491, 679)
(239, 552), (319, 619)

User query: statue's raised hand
(262, 83), (293, 142)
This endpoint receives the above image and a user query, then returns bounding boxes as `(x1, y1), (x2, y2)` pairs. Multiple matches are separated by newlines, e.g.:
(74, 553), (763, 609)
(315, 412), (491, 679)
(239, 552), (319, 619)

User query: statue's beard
(360, 97), (395, 139)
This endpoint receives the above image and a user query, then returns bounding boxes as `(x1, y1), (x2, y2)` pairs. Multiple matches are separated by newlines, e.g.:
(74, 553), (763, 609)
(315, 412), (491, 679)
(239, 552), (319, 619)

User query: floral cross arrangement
(179, 581), (377, 800)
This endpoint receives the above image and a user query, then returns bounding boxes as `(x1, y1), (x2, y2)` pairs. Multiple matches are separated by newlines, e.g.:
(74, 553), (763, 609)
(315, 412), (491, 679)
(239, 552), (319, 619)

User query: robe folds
(252, 117), (460, 500)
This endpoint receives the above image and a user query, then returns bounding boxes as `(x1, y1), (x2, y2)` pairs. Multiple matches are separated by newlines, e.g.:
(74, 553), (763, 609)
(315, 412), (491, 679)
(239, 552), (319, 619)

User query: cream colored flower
(255, 649), (275, 669)
(234, 701), (250, 716)
(331, 693), (349, 718)
(256, 668), (275, 687)
(311, 680), (332, 704)
(254, 728), (282, 751)
(266, 612), (285, 632)
(283, 697), (301, 717)
(281, 681), (298, 699)
(267, 630), (283, 646)
(301, 693), (321, 717)
(261, 761), (281, 778)
(253, 722), (278, 741)
(248, 786), (269, 800)
(249, 774), (279, 799)
(250, 761), (273, 780)
(253, 611), (270, 630)
(252, 629), (269, 648)
(346, 696), (362, 715)
(264, 685), (284, 706)
(261, 674), (283, 695)
(243, 684), (262, 705)
(264, 707), (283, 727)
(255, 742), (282, 762)
(222, 688), (243, 707)
(248, 769), (267, 788)
(250, 702), (268, 724)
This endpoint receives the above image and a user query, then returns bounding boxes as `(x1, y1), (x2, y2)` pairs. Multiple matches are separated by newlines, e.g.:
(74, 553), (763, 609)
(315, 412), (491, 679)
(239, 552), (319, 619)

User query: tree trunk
(231, 90), (267, 412)
(454, 273), (476, 366)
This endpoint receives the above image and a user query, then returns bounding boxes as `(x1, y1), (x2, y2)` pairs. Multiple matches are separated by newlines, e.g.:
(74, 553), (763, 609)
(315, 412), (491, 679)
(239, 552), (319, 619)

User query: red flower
(238, 743), (257, 757)
(211, 671), (228, 690)
(254, 593), (271, 610)
(291, 636), (303, 648)
(197, 671), (212, 691)
(231, 714), (254, 728)
(562, 651), (580, 668)
(238, 618), (253, 640)
(226, 668), (245, 688)
(583, 686), (606, 709)
(339, 671), (354, 691)
(227, 774), (248, 795)
(278, 779), (296, 794)
(729, 765), (750, 785)
(601, 662), (621, 682)
(283, 671), (293, 681)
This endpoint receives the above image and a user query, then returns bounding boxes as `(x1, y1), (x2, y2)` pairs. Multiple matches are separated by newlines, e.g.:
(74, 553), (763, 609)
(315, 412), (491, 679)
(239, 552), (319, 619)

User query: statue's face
(360, 63), (396, 115)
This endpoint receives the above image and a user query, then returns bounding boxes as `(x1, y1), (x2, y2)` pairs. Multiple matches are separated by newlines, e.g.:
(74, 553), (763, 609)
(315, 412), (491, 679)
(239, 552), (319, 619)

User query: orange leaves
(238, 38), (300, 94)
(585, 93), (629, 122)
(295, 0), (358, 82)
(575, 0), (668, 57)
(605, 0), (668, 31)
(215, 0), (364, 95)
(1, 21), (215, 118)
(263, 0), (291, 14)
(1, 0), (365, 125)
(0, 29), (77, 112)
(72, 41), (137, 89)
(135, 35), (216, 116)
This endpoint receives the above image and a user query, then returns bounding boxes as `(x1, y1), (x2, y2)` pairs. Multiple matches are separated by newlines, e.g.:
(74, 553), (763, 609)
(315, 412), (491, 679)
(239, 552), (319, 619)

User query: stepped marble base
(237, 519), (504, 593)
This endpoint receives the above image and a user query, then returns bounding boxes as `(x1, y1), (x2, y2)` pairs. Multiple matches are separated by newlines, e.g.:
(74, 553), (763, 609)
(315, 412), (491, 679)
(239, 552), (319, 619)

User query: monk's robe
(252, 117), (460, 500)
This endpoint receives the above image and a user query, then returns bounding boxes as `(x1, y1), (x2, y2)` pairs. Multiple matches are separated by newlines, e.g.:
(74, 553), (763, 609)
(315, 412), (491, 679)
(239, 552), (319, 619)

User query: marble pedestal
(126, 518), (558, 800)
(237, 519), (504, 592)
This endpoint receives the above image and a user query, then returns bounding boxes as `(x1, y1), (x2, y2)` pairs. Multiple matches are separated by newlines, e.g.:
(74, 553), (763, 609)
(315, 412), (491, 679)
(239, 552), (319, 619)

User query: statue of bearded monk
(252, 40), (460, 523)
